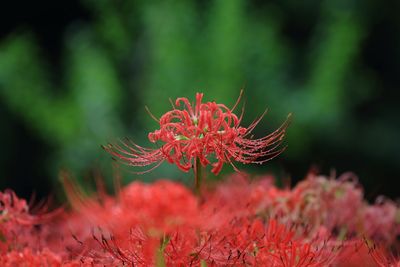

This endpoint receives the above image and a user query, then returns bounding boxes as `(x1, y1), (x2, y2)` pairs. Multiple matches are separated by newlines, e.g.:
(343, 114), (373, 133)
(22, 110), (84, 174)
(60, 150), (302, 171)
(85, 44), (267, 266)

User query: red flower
(104, 92), (290, 175)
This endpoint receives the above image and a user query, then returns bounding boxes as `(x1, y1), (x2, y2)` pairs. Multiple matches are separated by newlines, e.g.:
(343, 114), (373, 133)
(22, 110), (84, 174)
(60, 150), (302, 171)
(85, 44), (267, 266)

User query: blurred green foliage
(0, 0), (399, 198)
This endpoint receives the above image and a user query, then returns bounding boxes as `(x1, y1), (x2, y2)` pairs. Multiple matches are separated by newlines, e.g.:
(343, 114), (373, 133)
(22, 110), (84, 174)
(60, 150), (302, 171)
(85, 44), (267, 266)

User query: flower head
(103, 92), (291, 175)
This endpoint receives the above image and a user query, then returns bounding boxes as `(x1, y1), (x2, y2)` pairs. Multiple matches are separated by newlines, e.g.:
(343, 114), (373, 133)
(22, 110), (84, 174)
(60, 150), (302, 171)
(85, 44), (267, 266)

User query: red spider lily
(0, 248), (63, 267)
(0, 190), (63, 254)
(370, 248), (400, 267)
(103, 92), (291, 177)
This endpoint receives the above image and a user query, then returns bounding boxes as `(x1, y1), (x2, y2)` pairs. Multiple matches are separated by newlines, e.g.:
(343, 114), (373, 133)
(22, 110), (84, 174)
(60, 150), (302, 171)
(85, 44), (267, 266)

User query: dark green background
(0, 0), (399, 200)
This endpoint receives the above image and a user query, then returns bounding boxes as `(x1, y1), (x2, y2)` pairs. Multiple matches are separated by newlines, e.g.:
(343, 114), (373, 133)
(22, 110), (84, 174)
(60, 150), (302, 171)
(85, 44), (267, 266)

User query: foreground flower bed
(1, 172), (399, 266)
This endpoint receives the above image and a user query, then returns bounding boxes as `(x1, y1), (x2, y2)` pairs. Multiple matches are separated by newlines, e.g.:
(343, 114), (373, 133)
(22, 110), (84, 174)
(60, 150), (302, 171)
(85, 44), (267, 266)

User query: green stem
(194, 158), (202, 197)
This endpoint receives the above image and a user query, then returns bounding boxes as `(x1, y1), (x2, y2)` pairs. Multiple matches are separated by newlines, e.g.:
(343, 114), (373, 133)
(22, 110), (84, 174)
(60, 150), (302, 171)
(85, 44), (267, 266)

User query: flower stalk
(194, 157), (203, 197)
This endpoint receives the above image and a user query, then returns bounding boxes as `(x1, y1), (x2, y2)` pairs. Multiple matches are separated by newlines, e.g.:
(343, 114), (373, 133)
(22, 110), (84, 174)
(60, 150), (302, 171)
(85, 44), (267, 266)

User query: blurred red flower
(1, 173), (399, 266)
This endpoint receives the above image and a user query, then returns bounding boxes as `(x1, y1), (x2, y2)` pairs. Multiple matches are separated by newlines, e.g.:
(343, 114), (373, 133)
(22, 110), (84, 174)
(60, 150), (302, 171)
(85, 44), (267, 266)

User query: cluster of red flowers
(1, 93), (399, 266)
(0, 173), (399, 266)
